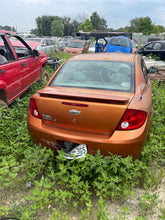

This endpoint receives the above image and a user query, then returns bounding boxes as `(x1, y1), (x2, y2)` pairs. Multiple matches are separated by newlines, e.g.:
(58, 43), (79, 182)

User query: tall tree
(51, 19), (64, 36)
(2, 26), (16, 32)
(138, 16), (153, 35)
(78, 19), (95, 32)
(90, 12), (107, 31)
(129, 17), (140, 32)
(36, 15), (61, 36)
(62, 16), (71, 36)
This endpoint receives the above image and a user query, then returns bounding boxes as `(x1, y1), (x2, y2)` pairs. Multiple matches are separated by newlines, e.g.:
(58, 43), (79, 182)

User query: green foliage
(159, 207), (165, 219)
(119, 206), (131, 220)
(128, 16), (165, 34)
(78, 19), (95, 32)
(51, 19), (64, 36)
(90, 11), (108, 31)
(34, 13), (165, 37)
(139, 191), (158, 217)
(137, 16), (153, 35)
(1, 25), (16, 32)
(95, 196), (109, 220)
(36, 15), (61, 36)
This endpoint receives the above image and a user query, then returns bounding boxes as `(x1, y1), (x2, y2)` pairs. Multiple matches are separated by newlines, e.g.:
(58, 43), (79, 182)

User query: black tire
(40, 69), (50, 83)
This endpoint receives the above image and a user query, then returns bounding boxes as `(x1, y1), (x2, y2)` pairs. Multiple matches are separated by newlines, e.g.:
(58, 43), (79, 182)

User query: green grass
(0, 56), (165, 219)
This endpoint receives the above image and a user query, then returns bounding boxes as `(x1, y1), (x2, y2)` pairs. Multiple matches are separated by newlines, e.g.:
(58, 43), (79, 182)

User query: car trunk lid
(36, 87), (134, 136)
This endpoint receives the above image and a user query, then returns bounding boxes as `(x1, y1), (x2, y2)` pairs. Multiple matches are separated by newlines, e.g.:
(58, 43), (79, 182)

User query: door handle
(0, 69), (5, 74)
(21, 63), (27, 67)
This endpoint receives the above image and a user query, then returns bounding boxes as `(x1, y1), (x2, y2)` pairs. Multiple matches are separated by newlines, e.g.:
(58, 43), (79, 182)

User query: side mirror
(147, 67), (159, 74)
(32, 49), (39, 57)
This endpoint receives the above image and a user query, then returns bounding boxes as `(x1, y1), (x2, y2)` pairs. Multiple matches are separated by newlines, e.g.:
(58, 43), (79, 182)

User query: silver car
(26, 38), (55, 56)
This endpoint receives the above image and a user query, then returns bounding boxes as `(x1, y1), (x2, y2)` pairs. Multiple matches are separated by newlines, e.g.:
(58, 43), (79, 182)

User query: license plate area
(63, 144), (87, 159)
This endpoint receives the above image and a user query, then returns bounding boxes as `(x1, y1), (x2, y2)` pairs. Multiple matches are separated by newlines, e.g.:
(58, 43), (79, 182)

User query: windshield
(50, 60), (134, 92)
(68, 41), (83, 48)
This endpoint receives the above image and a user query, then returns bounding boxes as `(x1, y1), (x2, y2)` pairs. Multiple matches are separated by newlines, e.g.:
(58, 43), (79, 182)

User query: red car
(0, 29), (49, 107)
(27, 53), (153, 160)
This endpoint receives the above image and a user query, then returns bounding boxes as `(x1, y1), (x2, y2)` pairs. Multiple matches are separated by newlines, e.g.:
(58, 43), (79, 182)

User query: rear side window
(153, 42), (162, 50)
(141, 59), (148, 84)
(50, 60), (135, 92)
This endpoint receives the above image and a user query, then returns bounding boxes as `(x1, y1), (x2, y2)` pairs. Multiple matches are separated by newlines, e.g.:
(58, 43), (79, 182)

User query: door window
(143, 43), (153, 51)
(9, 36), (32, 59)
(0, 35), (15, 63)
(153, 42), (162, 50)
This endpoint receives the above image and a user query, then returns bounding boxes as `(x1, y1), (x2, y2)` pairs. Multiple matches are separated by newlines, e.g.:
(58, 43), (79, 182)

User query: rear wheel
(40, 69), (50, 83)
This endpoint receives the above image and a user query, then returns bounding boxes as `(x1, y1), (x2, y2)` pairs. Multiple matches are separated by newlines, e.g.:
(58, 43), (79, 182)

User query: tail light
(29, 98), (41, 119)
(117, 109), (147, 130)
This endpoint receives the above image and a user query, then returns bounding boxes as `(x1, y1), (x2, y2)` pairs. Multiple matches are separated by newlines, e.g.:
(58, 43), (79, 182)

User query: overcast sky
(1, 0), (165, 33)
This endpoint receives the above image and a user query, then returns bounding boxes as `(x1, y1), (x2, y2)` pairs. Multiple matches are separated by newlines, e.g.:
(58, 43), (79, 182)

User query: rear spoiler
(38, 87), (132, 105)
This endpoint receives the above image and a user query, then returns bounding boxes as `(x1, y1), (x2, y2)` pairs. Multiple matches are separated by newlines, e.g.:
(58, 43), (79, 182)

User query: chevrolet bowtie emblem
(69, 109), (81, 115)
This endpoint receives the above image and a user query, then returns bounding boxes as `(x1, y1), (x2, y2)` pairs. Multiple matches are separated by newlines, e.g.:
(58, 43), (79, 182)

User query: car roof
(69, 52), (138, 63)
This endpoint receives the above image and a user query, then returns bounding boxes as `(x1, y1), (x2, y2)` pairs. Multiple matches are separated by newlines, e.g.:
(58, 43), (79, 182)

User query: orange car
(27, 53), (153, 160)
(64, 39), (89, 55)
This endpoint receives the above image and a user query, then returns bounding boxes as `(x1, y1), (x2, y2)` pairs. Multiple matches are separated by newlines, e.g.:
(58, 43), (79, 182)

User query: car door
(10, 36), (41, 90)
(0, 34), (23, 103)
(152, 42), (164, 59)
(141, 42), (154, 56)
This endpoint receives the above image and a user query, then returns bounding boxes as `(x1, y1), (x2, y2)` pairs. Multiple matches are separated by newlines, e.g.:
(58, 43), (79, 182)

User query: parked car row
(24, 36), (72, 55)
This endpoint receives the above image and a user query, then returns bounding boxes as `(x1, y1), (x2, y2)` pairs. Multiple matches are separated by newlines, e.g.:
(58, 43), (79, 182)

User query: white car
(26, 38), (55, 56)
(88, 42), (96, 52)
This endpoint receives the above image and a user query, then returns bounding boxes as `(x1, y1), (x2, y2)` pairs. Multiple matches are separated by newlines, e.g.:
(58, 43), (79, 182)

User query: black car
(137, 41), (165, 60)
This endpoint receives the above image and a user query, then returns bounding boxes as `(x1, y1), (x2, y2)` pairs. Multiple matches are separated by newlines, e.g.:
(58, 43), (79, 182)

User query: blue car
(75, 31), (133, 53)
(105, 36), (132, 53)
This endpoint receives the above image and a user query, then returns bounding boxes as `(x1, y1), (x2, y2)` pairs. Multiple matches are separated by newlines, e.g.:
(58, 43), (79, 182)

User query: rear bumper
(27, 111), (149, 160)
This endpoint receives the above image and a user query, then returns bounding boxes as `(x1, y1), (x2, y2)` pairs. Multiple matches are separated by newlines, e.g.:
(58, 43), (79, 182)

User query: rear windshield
(50, 60), (135, 92)
(110, 37), (130, 47)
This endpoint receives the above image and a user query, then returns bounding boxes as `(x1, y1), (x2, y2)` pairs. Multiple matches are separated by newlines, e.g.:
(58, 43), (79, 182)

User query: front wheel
(40, 69), (50, 83)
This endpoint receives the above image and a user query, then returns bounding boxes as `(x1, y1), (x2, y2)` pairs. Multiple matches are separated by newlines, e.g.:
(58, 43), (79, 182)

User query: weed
(159, 207), (165, 219)
(0, 57), (165, 219)
(139, 191), (158, 217)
